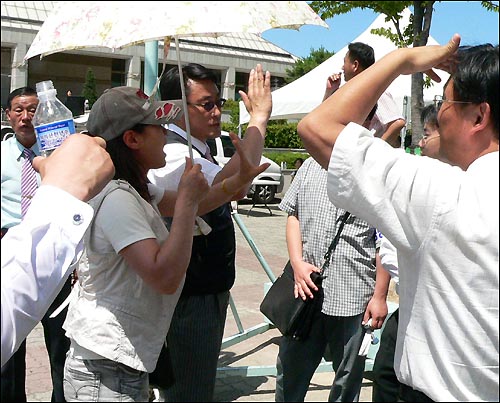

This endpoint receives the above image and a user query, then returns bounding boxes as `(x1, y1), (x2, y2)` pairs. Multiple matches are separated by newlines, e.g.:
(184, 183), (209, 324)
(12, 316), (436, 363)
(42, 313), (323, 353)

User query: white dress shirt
(147, 124), (221, 190)
(369, 90), (405, 138)
(1, 186), (93, 367)
(326, 122), (499, 402)
(378, 234), (399, 294)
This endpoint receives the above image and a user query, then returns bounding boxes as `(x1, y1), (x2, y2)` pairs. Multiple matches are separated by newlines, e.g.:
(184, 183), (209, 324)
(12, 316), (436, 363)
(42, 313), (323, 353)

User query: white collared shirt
(369, 90), (405, 138)
(1, 186), (93, 366)
(147, 124), (221, 190)
(326, 122), (499, 402)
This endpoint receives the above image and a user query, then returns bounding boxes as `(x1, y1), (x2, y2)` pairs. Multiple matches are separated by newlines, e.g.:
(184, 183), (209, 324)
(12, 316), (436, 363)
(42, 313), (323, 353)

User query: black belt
(399, 383), (434, 402)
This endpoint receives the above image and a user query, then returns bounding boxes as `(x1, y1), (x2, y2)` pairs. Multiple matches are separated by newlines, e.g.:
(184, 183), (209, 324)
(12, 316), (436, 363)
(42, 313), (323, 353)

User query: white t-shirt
(326, 122), (499, 402)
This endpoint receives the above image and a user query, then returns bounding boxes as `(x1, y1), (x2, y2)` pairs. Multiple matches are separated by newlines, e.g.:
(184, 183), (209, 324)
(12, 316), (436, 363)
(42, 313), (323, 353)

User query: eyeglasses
(433, 95), (473, 111)
(188, 98), (226, 112)
(421, 134), (440, 145)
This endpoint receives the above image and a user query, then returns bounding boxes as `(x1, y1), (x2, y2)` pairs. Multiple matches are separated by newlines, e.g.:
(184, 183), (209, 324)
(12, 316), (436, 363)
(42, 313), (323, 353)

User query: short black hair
(159, 63), (218, 101)
(347, 42), (375, 70)
(7, 87), (37, 109)
(453, 44), (499, 136)
(420, 104), (438, 127)
(367, 103), (378, 121)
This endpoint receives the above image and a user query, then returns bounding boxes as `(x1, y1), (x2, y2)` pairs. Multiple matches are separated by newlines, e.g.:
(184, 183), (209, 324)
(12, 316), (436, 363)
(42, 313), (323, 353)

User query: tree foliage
(82, 68), (98, 109)
(309, 1), (498, 146)
(284, 46), (336, 83)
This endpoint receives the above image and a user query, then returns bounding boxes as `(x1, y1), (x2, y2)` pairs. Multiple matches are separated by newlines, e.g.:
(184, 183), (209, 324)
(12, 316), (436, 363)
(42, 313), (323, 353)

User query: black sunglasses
(188, 98), (226, 112)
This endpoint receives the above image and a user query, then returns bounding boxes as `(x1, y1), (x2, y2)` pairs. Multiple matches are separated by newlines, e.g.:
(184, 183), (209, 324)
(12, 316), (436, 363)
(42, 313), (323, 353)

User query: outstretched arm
(157, 132), (270, 217)
(214, 64), (272, 193)
(298, 34), (461, 169)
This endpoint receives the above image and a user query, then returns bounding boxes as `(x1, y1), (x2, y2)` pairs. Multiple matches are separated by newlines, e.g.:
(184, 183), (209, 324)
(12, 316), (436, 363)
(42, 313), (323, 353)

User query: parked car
(207, 131), (284, 204)
(1, 124), (15, 141)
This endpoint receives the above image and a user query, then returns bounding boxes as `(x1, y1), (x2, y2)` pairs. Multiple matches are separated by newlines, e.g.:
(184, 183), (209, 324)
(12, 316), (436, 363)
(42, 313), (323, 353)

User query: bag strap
(320, 211), (351, 274)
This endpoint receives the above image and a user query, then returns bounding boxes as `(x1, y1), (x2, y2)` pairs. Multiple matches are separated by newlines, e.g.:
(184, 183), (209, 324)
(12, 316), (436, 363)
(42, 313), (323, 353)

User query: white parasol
(23, 1), (329, 158)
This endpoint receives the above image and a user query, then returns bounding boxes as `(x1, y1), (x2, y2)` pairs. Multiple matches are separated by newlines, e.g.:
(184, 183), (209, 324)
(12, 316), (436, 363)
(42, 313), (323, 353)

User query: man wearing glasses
(418, 103), (441, 158)
(298, 37), (498, 402)
(147, 63), (272, 401)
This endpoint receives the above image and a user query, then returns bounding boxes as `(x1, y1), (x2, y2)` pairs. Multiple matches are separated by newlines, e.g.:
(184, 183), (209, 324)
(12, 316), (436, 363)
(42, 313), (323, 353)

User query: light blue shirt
(1, 136), (41, 229)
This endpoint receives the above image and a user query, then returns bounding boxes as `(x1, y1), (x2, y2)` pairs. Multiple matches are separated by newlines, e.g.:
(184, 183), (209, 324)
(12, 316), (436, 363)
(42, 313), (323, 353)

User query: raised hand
(229, 131), (270, 183)
(238, 63), (272, 124)
(323, 72), (342, 100)
(399, 33), (461, 81)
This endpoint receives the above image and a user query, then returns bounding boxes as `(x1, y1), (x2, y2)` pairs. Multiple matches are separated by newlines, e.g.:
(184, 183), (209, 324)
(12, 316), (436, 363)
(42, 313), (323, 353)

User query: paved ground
(24, 173), (398, 402)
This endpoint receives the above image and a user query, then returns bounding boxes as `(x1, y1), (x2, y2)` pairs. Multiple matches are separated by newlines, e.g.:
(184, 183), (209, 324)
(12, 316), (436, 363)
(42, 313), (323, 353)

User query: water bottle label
(35, 119), (75, 152)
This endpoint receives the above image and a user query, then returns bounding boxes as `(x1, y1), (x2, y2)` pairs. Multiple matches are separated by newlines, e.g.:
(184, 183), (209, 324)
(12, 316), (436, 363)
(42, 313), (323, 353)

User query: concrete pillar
(126, 55), (141, 88)
(11, 43), (29, 91)
(221, 67), (235, 100)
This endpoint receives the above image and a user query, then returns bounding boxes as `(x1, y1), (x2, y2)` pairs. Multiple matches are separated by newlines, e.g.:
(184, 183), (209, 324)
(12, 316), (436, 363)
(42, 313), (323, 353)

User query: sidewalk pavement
(25, 181), (398, 402)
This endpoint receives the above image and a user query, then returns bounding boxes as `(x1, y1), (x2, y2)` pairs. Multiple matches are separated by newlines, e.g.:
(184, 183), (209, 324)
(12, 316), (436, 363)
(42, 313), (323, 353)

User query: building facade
(1, 1), (297, 108)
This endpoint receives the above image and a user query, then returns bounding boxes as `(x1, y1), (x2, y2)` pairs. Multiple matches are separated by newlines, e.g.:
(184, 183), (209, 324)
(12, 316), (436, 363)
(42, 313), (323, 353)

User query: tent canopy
(239, 9), (449, 125)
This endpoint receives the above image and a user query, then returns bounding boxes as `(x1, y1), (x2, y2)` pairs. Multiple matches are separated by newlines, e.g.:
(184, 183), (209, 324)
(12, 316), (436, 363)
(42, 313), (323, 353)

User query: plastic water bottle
(33, 80), (75, 157)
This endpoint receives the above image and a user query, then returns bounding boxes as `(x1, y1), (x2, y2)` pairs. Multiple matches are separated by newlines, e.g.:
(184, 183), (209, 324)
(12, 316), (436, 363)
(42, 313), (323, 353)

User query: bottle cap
(36, 80), (54, 94)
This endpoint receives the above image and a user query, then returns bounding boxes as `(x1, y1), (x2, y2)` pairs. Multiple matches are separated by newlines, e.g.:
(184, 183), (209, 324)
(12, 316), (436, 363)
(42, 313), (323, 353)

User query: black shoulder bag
(260, 211), (350, 340)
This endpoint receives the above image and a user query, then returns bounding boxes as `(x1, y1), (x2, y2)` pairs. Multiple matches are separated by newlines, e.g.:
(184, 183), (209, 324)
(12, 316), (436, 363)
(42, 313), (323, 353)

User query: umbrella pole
(175, 35), (194, 162)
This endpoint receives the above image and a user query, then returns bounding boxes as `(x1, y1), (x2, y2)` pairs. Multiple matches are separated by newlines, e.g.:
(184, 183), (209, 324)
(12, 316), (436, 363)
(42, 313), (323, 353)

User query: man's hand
(32, 133), (115, 202)
(292, 260), (322, 301)
(177, 157), (210, 205)
(239, 64), (272, 126)
(400, 33), (461, 81)
(323, 72), (342, 101)
(230, 132), (270, 185)
(362, 296), (388, 330)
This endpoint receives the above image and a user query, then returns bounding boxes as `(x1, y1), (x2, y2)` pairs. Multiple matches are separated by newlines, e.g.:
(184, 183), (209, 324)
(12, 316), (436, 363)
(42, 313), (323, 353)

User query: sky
(261, 2), (499, 58)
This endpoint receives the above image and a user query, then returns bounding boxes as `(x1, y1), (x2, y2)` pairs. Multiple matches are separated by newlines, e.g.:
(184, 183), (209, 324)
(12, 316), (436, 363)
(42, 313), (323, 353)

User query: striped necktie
(204, 147), (215, 163)
(21, 148), (37, 218)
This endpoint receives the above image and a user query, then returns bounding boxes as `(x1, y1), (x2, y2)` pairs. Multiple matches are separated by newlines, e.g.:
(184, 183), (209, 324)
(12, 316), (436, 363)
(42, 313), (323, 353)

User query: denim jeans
(63, 353), (149, 402)
(276, 311), (366, 402)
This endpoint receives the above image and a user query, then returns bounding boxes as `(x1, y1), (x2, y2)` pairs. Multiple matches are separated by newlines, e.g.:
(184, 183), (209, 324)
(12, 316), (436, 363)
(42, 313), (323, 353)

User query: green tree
(285, 46), (335, 83)
(310, 1), (498, 146)
(82, 68), (98, 109)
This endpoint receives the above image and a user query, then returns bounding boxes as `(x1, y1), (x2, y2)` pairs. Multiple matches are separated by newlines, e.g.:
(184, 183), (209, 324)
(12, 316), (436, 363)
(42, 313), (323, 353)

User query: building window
(111, 59), (126, 87)
(1, 47), (13, 109)
(235, 72), (249, 101)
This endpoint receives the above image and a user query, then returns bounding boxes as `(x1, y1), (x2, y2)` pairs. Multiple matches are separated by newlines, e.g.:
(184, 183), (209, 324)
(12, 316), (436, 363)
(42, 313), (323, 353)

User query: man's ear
(352, 60), (360, 73)
(122, 129), (142, 150)
(473, 102), (490, 132)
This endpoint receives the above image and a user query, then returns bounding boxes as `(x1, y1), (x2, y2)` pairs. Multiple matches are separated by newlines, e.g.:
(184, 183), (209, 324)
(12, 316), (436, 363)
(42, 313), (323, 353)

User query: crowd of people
(1, 34), (498, 403)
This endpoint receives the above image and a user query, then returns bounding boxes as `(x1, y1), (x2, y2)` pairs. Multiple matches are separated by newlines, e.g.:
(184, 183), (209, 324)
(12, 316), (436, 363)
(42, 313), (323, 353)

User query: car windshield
(206, 134), (235, 158)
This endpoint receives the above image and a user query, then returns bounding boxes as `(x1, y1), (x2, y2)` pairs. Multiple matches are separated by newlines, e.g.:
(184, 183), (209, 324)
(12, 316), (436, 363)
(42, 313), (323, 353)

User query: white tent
(239, 9), (449, 125)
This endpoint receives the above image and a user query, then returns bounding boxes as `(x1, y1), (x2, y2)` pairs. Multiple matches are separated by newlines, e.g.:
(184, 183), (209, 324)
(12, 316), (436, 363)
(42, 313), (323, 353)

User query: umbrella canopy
(23, 1), (328, 159)
(23, 1), (328, 61)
